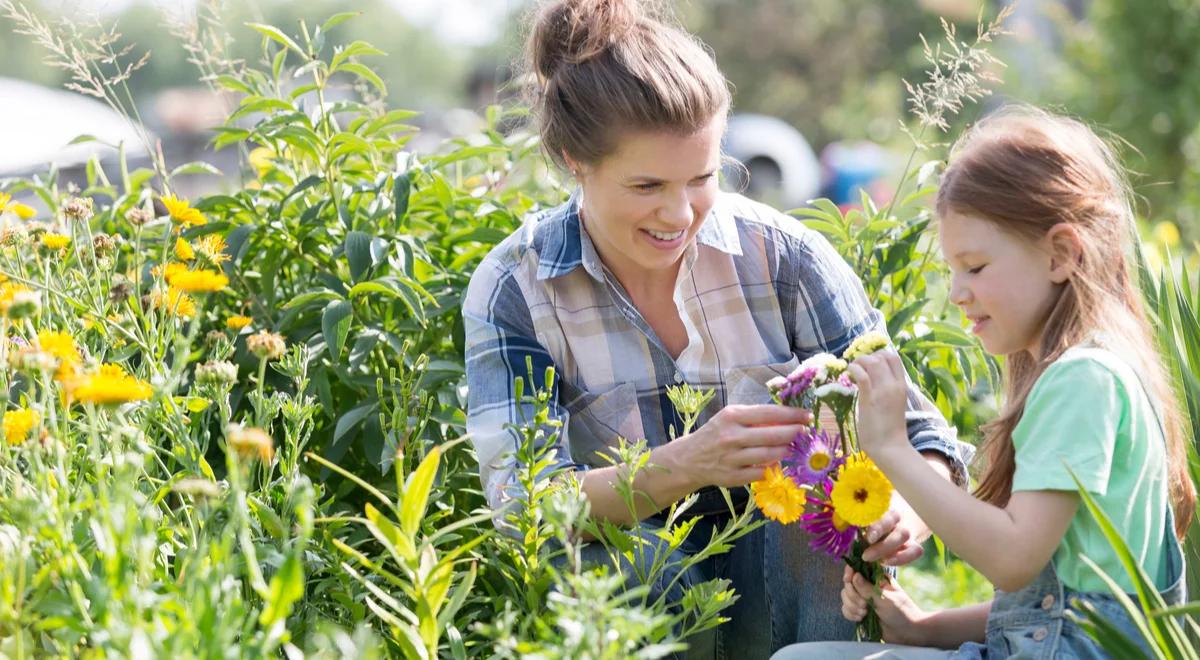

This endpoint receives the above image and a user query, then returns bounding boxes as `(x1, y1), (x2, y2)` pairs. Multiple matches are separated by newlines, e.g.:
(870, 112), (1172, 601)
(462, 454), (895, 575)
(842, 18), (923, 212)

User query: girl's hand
(671, 404), (813, 489)
(841, 566), (929, 646)
(846, 350), (910, 458)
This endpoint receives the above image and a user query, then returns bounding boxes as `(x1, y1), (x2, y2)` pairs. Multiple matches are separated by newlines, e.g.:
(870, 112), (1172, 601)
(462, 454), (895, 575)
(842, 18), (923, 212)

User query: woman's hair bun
(528, 0), (646, 82)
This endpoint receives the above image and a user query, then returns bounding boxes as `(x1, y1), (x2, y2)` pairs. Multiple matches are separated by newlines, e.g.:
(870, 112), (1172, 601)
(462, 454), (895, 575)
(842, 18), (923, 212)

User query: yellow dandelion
(751, 463), (807, 524)
(175, 237), (195, 261)
(0, 192), (36, 220)
(70, 363), (153, 405)
(226, 315), (252, 331)
(40, 232), (71, 250)
(830, 453), (893, 527)
(37, 329), (81, 367)
(195, 234), (230, 263)
(151, 262), (190, 280)
(2, 408), (39, 445)
(167, 268), (228, 293)
(161, 194), (206, 227)
(151, 286), (197, 318)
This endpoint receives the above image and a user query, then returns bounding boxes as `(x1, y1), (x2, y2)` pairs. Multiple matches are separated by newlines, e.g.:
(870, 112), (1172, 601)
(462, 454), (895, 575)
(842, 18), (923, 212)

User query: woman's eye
(689, 173), (715, 186)
(633, 183), (661, 193)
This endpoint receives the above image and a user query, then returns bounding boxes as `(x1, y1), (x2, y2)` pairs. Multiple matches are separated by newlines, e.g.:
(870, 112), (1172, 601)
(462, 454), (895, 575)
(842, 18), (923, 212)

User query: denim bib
(950, 506), (1185, 659)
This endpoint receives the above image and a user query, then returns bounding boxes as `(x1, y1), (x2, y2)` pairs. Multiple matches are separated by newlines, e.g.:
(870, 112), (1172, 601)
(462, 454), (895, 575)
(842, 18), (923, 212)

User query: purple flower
(784, 427), (842, 488)
(800, 483), (859, 558)
(776, 366), (818, 406)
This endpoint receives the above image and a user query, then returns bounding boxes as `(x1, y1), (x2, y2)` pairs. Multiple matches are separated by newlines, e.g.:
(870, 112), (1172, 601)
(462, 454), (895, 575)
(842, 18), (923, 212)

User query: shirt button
(1032, 627), (1048, 642)
(673, 371), (684, 383)
(1041, 594), (1055, 610)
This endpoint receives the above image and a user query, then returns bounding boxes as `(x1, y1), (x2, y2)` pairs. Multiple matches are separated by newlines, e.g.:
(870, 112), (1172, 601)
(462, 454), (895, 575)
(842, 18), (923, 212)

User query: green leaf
(258, 552), (304, 626)
(246, 22), (306, 57)
(338, 62), (386, 95)
(169, 161), (223, 178)
(400, 447), (441, 537)
(321, 11), (362, 32)
(345, 230), (374, 282)
(322, 299), (353, 359)
(283, 289), (342, 310)
(335, 401), (377, 445)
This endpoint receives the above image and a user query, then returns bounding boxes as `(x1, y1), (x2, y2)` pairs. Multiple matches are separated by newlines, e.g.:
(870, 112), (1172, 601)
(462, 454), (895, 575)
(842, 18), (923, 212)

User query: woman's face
(570, 115), (724, 283)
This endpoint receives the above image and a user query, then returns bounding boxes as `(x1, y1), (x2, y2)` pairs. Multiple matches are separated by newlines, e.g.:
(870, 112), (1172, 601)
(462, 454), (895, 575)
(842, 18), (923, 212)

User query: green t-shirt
(1011, 346), (1170, 593)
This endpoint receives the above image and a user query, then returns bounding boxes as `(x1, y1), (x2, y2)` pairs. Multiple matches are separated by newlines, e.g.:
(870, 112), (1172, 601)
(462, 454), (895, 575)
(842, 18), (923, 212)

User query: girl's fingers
(884, 349), (906, 380)
(865, 510), (900, 544)
(851, 572), (877, 600)
(846, 363), (870, 392)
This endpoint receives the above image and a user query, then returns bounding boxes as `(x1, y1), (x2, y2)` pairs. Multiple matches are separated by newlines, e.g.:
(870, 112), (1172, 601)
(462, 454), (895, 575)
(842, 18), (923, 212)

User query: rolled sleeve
(784, 229), (972, 486)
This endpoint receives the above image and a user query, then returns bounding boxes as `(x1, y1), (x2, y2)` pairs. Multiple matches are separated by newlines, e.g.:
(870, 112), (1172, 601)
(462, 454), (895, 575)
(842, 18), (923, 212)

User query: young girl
(773, 107), (1195, 659)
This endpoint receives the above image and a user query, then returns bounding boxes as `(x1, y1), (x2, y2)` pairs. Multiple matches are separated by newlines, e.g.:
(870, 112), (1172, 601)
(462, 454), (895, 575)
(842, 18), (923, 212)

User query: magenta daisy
(784, 427), (842, 488)
(800, 483), (859, 557)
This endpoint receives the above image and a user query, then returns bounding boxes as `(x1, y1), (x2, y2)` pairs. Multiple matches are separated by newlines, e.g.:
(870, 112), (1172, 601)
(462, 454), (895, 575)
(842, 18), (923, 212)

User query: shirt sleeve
(463, 256), (581, 512)
(778, 226), (974, 485)
(1012, 356), (1123, 495)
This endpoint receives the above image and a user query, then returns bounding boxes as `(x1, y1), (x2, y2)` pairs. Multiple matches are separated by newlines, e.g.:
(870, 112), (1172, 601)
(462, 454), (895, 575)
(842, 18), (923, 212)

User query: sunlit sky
(42, 0), (520, 46)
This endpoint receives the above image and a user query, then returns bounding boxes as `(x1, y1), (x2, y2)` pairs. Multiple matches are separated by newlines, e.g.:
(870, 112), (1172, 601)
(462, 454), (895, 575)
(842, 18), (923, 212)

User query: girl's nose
(949, 274), (972, 306)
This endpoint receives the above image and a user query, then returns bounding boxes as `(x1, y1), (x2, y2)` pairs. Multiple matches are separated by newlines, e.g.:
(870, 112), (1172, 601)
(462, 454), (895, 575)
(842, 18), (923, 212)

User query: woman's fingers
(841, 584), (867, 622)
(725, 404), (813, 427)
(730, 445), (792, 468)
(736, 423), (807, 449)
(883, 542), (925, 566)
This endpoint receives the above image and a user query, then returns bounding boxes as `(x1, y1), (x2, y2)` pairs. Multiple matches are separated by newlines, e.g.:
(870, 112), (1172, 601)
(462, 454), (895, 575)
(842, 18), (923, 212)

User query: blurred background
(1, 0), (1197, 251)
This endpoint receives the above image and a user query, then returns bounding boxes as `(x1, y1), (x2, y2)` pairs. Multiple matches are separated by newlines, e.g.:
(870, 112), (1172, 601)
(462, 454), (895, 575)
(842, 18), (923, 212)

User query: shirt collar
(534, 191), (743, 282)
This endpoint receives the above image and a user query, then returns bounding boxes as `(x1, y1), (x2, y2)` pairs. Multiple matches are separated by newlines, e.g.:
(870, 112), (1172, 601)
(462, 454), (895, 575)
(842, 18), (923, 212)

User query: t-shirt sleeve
(1011, 356), (1125, 495)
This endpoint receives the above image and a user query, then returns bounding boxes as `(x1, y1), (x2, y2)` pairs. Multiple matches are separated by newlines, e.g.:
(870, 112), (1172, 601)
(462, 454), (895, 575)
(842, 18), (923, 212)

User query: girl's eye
(967, 265), (986, 275)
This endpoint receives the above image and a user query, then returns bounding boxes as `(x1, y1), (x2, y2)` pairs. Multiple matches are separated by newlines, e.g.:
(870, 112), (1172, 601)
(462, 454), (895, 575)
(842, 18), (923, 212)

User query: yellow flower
(161, 194), (206, 227)
(751, 464), (807, 524)
(0, 282), (33, 315)
(0, 192), (36, 220)
(226, 315), (252, 331)
(227, 424), (274, 462)
(37, 329), (81, 367)
(195, 234), (230, 263)
(167, 268), (228, 293)
(151, 262), (190, 280)
(843, 331), (891, 362)
(2, 408), (39, 445)
(70, 363), (153, 405)
(175, 237), (195, 261)
(40, 232), (71, 250)
(151, 286), (197, 318)
(830, 453), (893, 527)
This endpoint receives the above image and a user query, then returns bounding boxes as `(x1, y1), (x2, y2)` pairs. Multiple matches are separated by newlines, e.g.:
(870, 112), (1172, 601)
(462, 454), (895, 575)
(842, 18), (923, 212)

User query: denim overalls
(950, 507), (1186, 659)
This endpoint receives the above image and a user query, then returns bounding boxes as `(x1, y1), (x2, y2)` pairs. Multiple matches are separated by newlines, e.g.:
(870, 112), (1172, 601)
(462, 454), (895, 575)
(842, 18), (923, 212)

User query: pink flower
(800, 483), (859, 557)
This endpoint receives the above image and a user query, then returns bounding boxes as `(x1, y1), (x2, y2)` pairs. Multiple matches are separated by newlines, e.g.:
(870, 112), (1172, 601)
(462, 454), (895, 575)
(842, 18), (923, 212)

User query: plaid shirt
(464, 191), (969, 509)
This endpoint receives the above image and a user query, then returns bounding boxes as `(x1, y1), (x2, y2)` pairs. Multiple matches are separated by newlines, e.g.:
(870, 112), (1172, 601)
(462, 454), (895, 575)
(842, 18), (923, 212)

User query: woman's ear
(562, 152), (583, 178)
(1045, 223), (1084, 284)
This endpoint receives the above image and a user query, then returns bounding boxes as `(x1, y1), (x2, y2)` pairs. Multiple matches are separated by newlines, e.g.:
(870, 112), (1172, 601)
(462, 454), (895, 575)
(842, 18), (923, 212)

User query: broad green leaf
(345, 230), (373, 282)
(258, 552), (304, 626)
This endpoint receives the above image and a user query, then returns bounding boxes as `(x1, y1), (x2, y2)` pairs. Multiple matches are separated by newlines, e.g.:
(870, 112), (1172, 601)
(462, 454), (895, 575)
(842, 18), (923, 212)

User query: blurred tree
(0, 0), (471, 110)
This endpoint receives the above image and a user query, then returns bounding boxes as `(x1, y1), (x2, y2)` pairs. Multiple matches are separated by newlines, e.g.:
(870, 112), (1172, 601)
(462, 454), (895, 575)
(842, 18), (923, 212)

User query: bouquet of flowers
(750, 331), (894, 642)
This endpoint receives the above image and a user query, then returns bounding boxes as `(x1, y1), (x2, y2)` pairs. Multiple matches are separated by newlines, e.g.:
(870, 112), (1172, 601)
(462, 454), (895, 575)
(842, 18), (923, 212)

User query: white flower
(794, 353), (848, 382)
(814, 379), (858, 400)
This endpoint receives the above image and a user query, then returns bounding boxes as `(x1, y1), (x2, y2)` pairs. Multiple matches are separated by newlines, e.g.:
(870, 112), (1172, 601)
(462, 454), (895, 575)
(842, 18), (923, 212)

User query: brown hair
(936, 106), (1196, 538)
(524, 0), (731, 170)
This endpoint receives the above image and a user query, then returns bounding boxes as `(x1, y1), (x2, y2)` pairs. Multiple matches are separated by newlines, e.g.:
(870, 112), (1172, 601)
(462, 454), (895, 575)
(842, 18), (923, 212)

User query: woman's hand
(841, 566), (929, 646)
(670, 404), (812, 489)
(846, 350), (910, 458)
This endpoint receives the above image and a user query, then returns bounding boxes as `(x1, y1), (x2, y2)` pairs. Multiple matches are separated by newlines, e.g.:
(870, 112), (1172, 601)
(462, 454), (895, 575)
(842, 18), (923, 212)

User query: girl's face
(939, 210), (1065, 357)
(569, 115), (724, 283)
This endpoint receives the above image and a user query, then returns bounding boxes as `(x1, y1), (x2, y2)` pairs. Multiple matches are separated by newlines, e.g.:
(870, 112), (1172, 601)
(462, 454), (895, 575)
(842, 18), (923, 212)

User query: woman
(464, 0), (970, 655)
